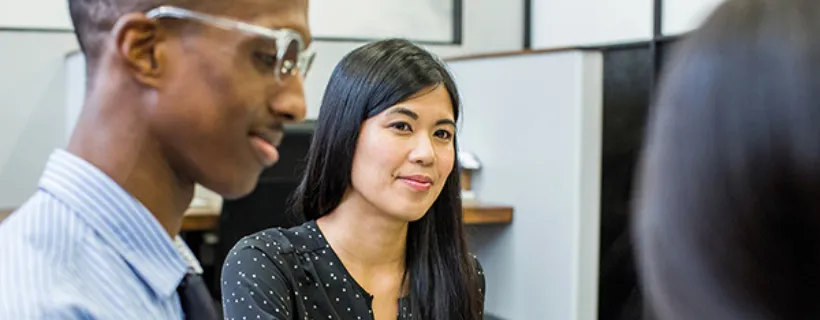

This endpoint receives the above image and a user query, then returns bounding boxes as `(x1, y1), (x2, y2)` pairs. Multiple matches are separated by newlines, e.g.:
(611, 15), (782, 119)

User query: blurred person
(634, 0), (820, 318)
(0, 0), (312, 318)
(221, 39), (485, 320)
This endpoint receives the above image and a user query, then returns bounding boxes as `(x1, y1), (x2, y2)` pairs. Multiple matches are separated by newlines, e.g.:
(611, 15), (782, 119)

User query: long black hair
(289, 39), (483, 319)
(634, 0), (820, 318)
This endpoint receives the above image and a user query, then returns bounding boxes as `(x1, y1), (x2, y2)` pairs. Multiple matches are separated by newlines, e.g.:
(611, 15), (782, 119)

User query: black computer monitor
(257, 121), (316, 184)
(220, 120), (316, 237)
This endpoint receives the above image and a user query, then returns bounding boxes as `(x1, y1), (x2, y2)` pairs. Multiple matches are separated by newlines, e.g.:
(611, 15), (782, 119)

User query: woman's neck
(317, 201), (407, 270)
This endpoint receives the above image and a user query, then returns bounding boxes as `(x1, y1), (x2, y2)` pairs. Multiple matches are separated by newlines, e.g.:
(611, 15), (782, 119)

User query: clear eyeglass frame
(144, 6), (315, 82)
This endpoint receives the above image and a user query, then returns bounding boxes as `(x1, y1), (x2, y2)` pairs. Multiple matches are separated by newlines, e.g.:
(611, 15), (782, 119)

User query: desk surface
(0, 202), (513, 232)
(0, 209), (11, 224)
(181, 202), (514, 232)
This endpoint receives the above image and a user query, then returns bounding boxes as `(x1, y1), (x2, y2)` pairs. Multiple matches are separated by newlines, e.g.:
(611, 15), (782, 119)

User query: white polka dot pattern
(221, 220), (485, 319)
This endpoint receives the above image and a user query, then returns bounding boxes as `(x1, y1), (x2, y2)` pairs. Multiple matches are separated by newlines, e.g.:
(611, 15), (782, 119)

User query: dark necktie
(174, 237), (219, 320)
(177, 270), (220, 320)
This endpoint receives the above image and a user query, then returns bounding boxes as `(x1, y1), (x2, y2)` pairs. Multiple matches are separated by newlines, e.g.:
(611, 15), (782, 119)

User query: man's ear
(111, 13), (168, 87)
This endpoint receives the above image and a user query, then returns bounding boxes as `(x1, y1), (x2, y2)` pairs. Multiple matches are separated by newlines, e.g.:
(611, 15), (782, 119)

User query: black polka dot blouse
(221, 220), (485, 320)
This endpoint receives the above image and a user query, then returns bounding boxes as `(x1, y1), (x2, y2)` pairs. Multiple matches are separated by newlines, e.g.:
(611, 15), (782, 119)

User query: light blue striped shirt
(0, 149), (191, 319)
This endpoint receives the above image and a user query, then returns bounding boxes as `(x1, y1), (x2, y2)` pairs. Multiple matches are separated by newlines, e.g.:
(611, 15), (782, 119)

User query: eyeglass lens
(281, 39), (300, 78)
(276, 38), (314, 80)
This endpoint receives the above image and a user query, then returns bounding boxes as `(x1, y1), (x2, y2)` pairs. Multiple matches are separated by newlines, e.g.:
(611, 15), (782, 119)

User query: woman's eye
(435, 129), (453, 140)
(390, 122), (412, 132)
(254, 52), (278, 68)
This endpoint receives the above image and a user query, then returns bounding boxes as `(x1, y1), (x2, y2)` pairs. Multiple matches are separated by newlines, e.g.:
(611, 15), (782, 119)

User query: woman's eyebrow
(386, 107), (418, 120)
(436, 119), (456, 127)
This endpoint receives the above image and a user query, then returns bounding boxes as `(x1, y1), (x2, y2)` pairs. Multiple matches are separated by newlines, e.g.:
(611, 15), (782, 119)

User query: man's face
(146, 0), (310, 199)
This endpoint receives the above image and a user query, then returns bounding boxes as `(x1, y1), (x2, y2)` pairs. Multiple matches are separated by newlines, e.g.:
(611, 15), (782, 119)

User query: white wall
(0, 31), (78, 208)
(528, 0), (728, 48)
(549, 0), (725, 38)
(310, 0), (455, 43)
(531, 0), (653, 49)
(450, 50), (603, 320)
(662, 0), (725, 36)
(303, 0), (523, 118)
(0, 0), (72, 30)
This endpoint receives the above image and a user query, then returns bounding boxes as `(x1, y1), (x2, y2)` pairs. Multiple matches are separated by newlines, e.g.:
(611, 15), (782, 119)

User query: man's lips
(249, 130), (282, 167)
(251, 126), (284, 147)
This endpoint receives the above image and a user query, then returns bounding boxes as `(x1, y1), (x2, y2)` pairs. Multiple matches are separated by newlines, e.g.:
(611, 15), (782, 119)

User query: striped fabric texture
(0, 149), (192, 319)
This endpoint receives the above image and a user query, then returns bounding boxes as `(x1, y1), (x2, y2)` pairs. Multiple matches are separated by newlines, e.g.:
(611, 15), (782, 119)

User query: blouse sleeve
(221, 245), (293, 320)
(473, 255), (487, 313)
(473, 256), (486, 297)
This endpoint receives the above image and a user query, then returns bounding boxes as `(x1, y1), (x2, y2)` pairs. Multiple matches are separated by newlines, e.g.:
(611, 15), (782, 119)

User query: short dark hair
(635, 0), (820, 318)
(68, 0), (200, 65)
(289, 39), (484, 319)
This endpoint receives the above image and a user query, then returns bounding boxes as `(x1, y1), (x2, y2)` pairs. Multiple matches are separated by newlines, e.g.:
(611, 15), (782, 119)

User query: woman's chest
(289, 284), (411, 320)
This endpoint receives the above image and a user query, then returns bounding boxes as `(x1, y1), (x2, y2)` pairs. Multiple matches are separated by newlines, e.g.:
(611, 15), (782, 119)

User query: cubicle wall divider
(0, 31), (77, 209)
(442, 24), (683, 320)
(448, 50), (603, 320)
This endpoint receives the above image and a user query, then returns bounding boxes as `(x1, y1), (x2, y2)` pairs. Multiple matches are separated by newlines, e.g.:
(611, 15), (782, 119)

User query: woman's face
(348, 85), (457, 222)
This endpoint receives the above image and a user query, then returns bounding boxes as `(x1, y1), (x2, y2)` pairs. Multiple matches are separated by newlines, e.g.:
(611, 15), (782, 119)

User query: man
(0, 0), (311, 318)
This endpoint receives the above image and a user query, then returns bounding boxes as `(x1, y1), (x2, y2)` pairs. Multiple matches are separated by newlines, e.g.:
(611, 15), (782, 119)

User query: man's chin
(207, 176), (261, 201)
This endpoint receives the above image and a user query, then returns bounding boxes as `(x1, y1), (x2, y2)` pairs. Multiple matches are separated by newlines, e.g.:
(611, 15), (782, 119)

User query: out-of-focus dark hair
(634, 0), (820, 318)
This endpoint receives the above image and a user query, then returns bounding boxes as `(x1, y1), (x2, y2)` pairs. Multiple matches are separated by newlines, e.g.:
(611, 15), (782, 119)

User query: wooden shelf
(463, 202), (514, 224)
(445, 47), (581, 63)
(180, 202), (513, 231)
(181, 206), (221, 232)
(2, 202), (513, 232)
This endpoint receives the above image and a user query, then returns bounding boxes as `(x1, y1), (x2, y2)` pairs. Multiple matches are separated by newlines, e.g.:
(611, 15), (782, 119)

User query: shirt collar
(38, 149), (189, 298)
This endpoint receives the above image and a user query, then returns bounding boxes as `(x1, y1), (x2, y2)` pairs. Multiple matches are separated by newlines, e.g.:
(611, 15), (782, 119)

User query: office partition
(529, 0), (653, 49)
(0, 31), (77, 208)
(0, 0), (72, 30)
(310, 0), (462, 44)
(449, 50), (603, 320)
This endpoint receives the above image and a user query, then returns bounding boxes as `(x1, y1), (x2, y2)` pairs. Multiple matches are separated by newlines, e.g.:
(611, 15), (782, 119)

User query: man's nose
(269, 75), (307, 122)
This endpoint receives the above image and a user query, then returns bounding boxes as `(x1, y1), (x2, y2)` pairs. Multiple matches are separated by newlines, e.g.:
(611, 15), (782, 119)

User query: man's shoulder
(0, 199), (89, 319)
(0, 194), (97, 291)
(0, 194), (93, 256)
(0, 195), (146, 319)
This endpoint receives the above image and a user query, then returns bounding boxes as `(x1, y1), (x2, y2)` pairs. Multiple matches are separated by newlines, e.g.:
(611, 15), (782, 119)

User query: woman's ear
(110, 13), (167, 87)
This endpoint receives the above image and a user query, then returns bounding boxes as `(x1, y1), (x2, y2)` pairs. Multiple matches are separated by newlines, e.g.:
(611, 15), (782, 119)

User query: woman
(221, 39), (485, 320)
(634, 0), (820, 318)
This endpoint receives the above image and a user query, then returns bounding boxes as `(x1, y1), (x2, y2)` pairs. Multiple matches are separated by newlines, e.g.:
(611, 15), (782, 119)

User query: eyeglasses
(144, 6), (315, 82)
